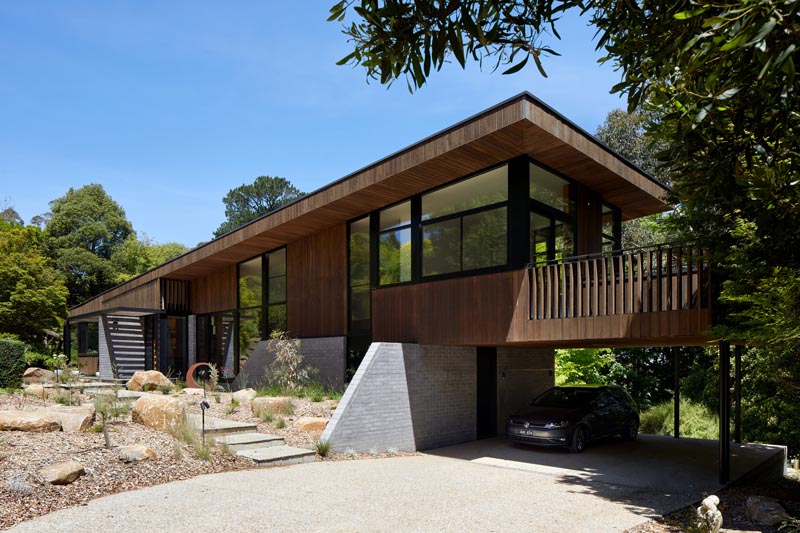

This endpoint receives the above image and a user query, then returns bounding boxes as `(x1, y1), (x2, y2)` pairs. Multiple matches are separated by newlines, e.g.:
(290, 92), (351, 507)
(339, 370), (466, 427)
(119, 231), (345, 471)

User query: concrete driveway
(9, 436), (784, 533)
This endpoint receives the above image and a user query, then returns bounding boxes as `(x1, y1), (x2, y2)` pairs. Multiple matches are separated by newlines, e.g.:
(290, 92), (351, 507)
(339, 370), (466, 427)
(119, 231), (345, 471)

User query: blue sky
(1, 2), (625, 247)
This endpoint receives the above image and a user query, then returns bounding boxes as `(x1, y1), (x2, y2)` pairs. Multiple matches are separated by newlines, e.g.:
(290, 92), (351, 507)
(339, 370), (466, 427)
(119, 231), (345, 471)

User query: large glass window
(238, 256), (262, 309)
(530, 163), (575, 264)
(530, 163), (573, 214)
(421, 165), (508, 277)
(197, 312), (235, 377)
(378, 201), (412, 285)
(422, 166), (507, 220)
(349, 216), (371, 331)
(267, 248), (287, 332)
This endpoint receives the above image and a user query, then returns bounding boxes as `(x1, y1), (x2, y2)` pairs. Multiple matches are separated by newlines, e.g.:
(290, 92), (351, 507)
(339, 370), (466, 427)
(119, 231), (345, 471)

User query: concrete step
(186, 414), (258, 436)
(237, 445), (316, 467)
(215, 432), (285, 451)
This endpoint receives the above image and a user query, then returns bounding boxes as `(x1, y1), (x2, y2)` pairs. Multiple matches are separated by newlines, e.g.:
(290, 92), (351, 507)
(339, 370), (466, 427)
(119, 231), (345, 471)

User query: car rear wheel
(621, 417), (639, 441)
(569, 425), (587, 453)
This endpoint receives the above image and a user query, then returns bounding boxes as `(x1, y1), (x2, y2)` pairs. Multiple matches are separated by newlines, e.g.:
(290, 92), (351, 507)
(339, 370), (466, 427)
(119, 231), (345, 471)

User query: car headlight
(544, 421), (569, 429)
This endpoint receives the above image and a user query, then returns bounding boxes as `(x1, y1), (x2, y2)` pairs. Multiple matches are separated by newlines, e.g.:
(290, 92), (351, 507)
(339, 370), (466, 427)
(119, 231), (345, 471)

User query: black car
(506, 385), (639, 453)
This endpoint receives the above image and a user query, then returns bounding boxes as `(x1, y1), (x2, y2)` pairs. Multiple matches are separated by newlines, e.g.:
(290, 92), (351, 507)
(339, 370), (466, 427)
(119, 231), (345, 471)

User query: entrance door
(164, 316), (187, 379)
(476, 347), (497, 439)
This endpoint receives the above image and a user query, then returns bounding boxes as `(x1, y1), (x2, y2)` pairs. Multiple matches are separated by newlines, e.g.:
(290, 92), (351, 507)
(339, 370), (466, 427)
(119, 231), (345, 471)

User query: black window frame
(528, 161), (578, 265)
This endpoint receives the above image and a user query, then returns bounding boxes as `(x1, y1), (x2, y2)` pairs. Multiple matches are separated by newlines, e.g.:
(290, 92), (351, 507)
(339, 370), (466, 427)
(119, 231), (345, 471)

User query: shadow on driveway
(426, 434), (786, 515)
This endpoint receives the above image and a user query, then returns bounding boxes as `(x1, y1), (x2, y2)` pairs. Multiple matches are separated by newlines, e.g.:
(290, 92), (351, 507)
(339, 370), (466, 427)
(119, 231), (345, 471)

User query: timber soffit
(69, 92), (670, 317)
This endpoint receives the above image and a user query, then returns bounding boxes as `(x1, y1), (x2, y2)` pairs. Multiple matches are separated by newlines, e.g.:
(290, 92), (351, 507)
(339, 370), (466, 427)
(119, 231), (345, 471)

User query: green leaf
(674, 8), (707, 20)
(502, 55), (529, 75)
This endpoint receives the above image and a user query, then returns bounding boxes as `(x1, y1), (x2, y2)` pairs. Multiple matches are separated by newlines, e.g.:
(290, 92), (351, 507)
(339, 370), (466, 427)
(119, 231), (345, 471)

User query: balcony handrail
(526, 241), (707, 269)
(528, 243), (712, 320)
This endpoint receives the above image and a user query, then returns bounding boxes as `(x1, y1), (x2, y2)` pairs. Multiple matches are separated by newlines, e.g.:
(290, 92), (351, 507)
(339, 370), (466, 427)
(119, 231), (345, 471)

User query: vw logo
(524, 422), (530, 428)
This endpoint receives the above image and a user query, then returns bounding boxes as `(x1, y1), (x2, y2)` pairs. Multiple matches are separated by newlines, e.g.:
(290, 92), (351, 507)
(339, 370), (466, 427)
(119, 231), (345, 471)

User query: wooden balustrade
(529, 245), (711, 320)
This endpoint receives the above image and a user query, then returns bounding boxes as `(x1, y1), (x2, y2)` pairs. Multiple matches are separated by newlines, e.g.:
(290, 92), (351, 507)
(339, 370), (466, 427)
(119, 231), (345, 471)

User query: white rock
(232, 388), (257, 403)
(0, 411), (60, 432)
(38, 404), (96, 432)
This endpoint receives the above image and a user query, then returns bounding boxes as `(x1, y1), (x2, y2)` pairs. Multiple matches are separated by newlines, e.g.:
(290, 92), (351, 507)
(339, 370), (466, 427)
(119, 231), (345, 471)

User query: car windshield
(532, 388), (600, 408)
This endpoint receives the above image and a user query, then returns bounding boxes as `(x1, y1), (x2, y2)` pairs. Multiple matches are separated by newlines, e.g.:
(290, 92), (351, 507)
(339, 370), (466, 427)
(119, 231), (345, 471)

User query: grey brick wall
(233, 336), (346, 391)
(187, 315), (196, 368)
(97, 317), (112, 380)
(496, 347), (555, 434)
(322, 342), (477, 454)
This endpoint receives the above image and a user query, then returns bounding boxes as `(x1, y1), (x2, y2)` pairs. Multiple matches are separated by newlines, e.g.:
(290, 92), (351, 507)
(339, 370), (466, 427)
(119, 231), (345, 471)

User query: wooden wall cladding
(372, 269), (714, 348)
(190, 265), (237, 315)
(71, 279), (161, 316)
(287, 223), (347, 338)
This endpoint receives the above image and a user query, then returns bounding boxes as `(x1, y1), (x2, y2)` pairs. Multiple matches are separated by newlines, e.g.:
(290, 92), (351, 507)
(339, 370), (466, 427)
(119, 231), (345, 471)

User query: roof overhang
(69, 93), (669, 317)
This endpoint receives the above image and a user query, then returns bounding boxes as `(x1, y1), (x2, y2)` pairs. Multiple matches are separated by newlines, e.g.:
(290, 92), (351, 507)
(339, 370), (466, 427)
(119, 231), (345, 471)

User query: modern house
(67, 93), (730, 474)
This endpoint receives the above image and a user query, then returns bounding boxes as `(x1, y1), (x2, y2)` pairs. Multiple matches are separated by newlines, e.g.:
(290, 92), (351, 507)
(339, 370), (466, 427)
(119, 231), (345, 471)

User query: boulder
(22, 367), (55, 384)
(295, 417), (328, 432)
(23, 384), (49, 399)
(39, 404), (96, 432)
(182, 388), (206, 397)
(0, 411), (60, 432)
(119, 444), (157, 463)
(126, 370), (174, 392)
(746, 496), (787, 526)
(232, 388), (257, 403)
(38, 461), (85, 485)
(251, 397), (292, 416)
(116, 390), (146, 400)
(131, 395), (185, 433)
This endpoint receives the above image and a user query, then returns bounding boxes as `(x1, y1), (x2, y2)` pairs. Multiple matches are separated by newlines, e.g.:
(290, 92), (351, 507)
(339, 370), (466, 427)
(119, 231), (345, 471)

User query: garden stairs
(187, 414), (315, 466)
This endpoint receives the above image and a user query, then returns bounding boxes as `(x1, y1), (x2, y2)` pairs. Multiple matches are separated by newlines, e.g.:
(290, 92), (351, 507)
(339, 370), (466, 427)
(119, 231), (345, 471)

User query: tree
(1, 207), (24, 226)
(214, 176), (305, 237)
(0, 221), (68, 347)
(111, 234), (188, 282)
(46, 184), (133, 305)
(331, 1), (800, 452)
(595, 109), (674, 249)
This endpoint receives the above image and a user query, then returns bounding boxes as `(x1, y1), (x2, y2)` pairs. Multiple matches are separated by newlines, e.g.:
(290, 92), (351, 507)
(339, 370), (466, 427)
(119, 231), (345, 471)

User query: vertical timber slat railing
(529, 244), (711, 320)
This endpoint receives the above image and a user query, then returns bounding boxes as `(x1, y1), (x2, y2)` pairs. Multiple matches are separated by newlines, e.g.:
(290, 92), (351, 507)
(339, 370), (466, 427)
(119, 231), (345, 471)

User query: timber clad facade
(67, 93), (715, 454)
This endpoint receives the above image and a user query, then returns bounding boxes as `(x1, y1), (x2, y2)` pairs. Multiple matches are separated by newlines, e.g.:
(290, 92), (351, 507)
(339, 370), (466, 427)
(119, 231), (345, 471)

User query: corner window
(530, 163), (575, 264)
(602, 203), (621, 253)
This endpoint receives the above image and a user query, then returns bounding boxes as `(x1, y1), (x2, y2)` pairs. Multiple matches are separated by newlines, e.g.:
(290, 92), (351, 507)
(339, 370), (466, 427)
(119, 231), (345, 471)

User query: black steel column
(719, 341), (731, 484)
(673, 346), (680, 438)
(734, 344), (743, 443)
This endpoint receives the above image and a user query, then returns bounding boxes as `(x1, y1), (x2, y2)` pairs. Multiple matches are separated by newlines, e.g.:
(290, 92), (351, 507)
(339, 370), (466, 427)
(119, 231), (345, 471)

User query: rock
(232, 388), (257, 403)
(746, 496), (787, 526)
(131, 395), (185, 433)
(182, 388), (206, 397)
(38, 461), (85, 485)
(118, 444), (157, 463)
(0, 411), (61, 432)
(251, 397), (292, 416)
(23, 384), (49, 399)
(116, 390), (146, 400)
(695, 495), (722, 533)
(126, 370), (174, 392)
(295, 416), (328, 432)
(22, 367), (55, 384)
(39, 405), (95, 432)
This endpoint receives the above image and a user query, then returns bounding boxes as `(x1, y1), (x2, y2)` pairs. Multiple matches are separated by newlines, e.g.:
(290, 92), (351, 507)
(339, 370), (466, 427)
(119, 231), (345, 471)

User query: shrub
(275, 416), (286, 429)
(0, 339), (27, 388)
(267, 331), (317, 391)
(225, 399), (240, 415)
(314, 439), (331, 457)
(640, 399), (719, 440)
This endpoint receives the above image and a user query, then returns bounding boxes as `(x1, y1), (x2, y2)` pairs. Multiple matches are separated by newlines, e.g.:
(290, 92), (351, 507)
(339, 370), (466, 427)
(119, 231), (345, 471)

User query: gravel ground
(0, 387), (403, 531)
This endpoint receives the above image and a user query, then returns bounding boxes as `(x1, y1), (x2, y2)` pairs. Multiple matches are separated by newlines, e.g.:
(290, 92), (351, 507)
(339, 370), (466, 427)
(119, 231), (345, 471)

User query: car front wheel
(621, 417), (639, 441)
(569, 425), (587, 453)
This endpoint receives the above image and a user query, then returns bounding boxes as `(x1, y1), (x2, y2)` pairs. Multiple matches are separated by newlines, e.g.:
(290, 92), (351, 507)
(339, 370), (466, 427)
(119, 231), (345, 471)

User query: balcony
(371, 244), (714, 348)
(524, 244), (714, 346)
